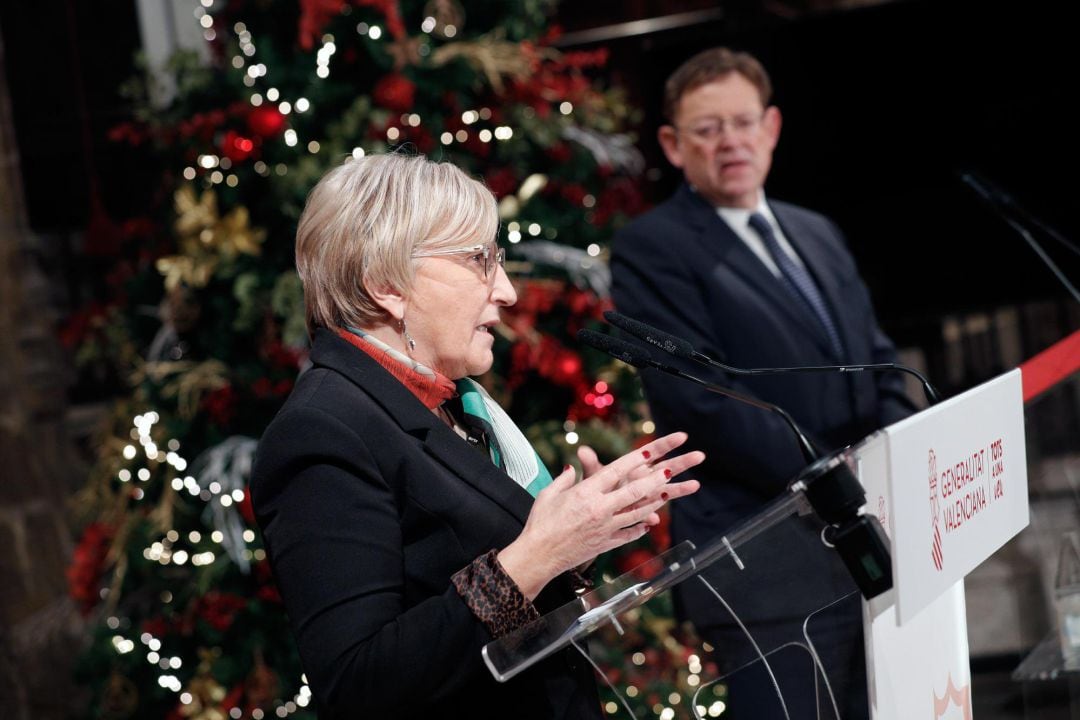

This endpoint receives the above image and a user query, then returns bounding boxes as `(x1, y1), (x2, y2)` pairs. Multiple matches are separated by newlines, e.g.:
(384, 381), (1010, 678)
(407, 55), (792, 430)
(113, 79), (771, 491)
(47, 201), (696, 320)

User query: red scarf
(335, 328), (456, 409)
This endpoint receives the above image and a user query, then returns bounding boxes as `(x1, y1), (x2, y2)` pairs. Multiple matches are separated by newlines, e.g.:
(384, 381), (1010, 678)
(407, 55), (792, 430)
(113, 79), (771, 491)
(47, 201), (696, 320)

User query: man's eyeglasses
(412, 242), (507, 283)
(675, 112), (764, 143)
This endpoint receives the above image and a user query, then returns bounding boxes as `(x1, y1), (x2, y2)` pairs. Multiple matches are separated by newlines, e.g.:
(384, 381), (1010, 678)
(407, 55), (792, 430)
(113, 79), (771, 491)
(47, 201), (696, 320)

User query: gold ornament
(422, 0), (465, 38)
(431, 34), (555, 94)
(245, 648), (280, 711)
(180, 650), (229, 720)
(131, 359), (229, 420)
(386, 36), (424, 70)
(100, 671), (139, 720)
(157, 186), (265, 291)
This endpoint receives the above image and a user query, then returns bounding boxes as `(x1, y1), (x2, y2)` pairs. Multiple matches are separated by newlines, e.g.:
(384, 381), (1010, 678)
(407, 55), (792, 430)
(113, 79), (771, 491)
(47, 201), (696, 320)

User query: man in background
(611, 47), (915, 719)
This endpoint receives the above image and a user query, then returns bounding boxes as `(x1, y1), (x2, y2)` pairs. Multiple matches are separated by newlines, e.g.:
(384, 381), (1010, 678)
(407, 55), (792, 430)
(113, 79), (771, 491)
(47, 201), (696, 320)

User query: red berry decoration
(221, 130), (256, 162)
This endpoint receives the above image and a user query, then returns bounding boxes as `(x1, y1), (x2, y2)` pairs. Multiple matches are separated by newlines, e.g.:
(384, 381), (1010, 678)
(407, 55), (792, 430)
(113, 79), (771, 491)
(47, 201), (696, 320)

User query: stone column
(0, 28), (84, 720)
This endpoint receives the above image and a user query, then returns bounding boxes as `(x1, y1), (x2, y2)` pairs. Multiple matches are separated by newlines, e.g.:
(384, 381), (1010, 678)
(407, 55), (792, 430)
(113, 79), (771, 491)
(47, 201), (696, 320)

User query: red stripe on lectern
(1019, 329), (1080, 403)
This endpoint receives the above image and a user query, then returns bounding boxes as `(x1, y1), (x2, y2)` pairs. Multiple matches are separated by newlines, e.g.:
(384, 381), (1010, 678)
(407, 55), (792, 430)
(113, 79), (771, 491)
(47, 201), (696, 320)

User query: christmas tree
(66, 1), (722, 717)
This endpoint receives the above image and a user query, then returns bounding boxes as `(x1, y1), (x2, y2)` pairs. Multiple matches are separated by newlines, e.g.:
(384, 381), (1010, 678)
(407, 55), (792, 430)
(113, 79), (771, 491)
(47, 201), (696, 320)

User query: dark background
(556, 0), (1080, 337)
(0, 3), (1074, 715)
(2, 0), (1078, 375)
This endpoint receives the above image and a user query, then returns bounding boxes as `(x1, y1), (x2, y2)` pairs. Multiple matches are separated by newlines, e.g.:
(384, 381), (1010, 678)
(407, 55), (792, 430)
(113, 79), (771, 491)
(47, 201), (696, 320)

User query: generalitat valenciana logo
(929, 449), (944, 572)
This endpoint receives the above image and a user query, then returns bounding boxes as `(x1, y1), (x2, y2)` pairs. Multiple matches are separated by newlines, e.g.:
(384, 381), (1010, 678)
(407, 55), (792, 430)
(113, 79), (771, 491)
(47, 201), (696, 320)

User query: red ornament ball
(373, 72), (416, 113)
(248, 105), (287, 137)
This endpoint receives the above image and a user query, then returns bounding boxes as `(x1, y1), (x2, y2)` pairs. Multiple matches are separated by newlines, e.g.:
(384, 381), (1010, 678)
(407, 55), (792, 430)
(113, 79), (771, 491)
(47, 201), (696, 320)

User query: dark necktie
(748, 212), (845, 359)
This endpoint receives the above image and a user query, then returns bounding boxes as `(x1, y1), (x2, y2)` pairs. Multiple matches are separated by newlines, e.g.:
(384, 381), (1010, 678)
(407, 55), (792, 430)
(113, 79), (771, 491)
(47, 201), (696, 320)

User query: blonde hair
(295, 153), (499, 335)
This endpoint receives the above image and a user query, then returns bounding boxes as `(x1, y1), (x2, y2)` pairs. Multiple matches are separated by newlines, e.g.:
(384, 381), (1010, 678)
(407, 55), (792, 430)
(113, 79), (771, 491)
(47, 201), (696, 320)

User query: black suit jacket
(611, 185), (915, 626)
(251, 329), (601, 719)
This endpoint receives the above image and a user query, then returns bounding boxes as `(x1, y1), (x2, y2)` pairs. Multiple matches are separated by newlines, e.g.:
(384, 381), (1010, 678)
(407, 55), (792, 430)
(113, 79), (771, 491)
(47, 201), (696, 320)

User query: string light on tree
(194, 3), (216, 42)
(73, 2), (668, 715)
(506, 221), (521, 243)
(315, 36), (336, 78)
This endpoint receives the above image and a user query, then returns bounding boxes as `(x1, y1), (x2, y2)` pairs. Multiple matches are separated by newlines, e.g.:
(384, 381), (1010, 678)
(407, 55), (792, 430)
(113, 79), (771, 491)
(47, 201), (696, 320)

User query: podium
(483, 369), (1030, 719)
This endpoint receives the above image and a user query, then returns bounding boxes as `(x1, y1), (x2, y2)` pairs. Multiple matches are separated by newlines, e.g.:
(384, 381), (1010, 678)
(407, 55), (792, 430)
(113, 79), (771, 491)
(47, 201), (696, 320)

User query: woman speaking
(251, 153), (703, 719)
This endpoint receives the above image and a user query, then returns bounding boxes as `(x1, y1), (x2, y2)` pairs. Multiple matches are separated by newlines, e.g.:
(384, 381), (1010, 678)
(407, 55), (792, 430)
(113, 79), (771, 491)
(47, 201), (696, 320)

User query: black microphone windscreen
(602, 311), (695, 359)
(577, 329), (655, 369)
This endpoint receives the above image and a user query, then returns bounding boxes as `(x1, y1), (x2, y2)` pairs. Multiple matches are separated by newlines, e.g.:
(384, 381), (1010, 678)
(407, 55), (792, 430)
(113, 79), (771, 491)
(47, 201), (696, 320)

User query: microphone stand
(578, 329), (819, 464)
(959, 171), (1080, 305)
(604, 311), (941, 405)
(656, 362), (820, 465)
(577, 329), (894, 600)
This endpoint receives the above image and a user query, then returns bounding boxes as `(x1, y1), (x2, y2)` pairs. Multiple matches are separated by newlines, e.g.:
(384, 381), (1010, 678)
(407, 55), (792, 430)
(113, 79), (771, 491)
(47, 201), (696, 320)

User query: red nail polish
(564, 464), (572, 472)
(642, 450), (651, 460)
(664, 468), (673, 479)
(661, 492), (669, 501)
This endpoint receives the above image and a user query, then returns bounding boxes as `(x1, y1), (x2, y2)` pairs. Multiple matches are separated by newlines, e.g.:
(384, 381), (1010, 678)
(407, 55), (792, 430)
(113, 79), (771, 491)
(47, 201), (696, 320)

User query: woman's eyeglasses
(412, 243), (506, 283)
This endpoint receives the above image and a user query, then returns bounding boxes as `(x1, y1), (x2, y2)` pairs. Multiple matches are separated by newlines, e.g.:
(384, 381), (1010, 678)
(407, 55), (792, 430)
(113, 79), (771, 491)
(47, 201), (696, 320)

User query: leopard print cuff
(567, 566), (595, 595)
(452, 549), (539, 639)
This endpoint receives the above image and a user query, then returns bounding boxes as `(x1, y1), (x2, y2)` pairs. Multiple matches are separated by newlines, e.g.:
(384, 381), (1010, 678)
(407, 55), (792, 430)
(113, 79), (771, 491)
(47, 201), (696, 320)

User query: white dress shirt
(715, 193), (807, 278)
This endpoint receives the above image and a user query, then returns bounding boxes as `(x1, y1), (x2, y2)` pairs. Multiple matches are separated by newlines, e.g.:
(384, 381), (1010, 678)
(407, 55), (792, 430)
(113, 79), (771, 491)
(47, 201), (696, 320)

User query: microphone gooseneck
(958, 171), (1080, 305)
(580, 328), (897, 599)
(577, 329), (819, 464)
(603, 311), (941, 405)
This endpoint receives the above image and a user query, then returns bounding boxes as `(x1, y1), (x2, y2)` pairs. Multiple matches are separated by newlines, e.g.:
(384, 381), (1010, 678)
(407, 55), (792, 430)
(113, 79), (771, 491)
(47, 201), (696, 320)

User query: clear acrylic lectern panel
(484, 489), (866, 719)
(1011, 369), (1080, 719)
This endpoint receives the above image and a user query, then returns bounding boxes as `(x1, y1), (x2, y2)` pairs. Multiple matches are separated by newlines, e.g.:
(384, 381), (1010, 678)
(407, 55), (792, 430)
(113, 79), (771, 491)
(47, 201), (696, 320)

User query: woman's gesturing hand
(498, 432), (703, 600)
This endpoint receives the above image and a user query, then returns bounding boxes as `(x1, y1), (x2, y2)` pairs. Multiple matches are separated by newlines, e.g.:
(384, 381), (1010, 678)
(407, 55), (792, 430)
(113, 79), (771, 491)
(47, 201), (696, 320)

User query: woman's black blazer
(251, 328), (601, 719)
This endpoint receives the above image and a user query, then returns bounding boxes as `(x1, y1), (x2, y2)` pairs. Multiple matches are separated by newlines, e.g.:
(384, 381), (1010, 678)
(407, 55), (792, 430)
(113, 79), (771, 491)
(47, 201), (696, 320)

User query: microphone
(604, 311), (942, 405)
(577, 329), (819, 463)
(578, 328), (894, 599)
(958, 171), (1080, 305)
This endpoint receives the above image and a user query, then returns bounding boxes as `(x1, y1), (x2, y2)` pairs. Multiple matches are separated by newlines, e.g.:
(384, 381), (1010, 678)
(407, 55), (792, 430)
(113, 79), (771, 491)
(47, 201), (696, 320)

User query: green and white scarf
(342, 326), (552, 498)
(455, 378), (553, 498)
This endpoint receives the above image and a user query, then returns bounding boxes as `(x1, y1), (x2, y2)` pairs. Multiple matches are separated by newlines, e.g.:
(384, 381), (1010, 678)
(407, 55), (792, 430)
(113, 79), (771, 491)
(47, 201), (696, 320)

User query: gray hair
(295, 153), (499, 335)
